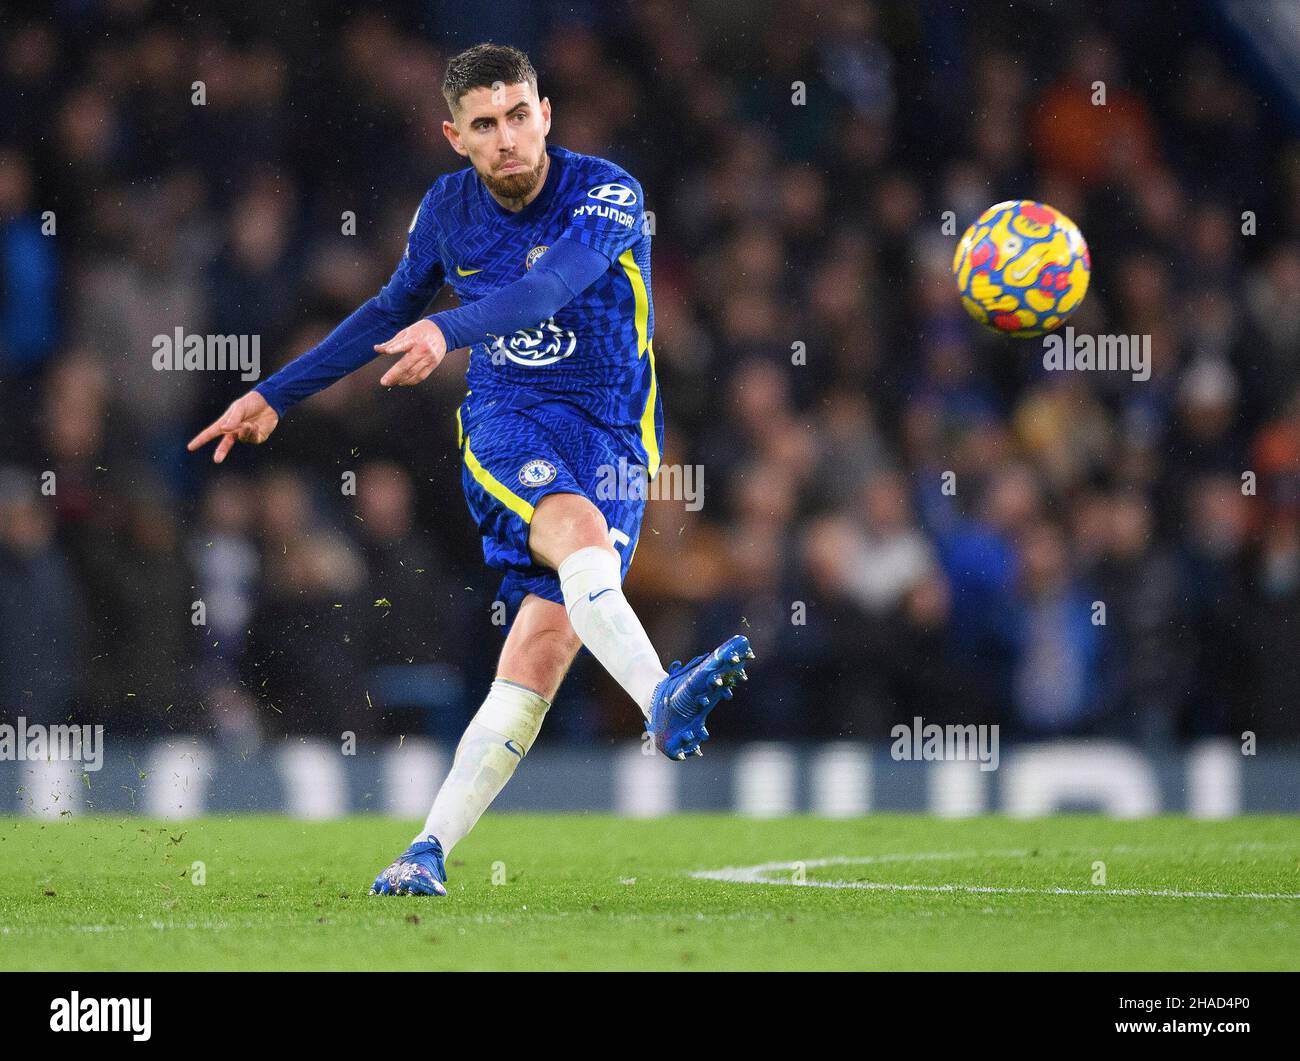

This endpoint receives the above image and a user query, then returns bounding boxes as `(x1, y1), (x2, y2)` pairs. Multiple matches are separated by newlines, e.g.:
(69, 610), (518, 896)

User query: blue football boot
(370, 834), (448, 896)
(647, 634), (753, 760)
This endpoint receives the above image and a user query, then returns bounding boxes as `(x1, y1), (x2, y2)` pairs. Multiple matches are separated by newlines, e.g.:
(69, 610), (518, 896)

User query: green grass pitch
(2, 814), (1298, 970)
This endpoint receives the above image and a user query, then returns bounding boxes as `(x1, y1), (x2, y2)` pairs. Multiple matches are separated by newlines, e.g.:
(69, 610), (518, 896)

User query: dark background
(2, 0), (1298, 752)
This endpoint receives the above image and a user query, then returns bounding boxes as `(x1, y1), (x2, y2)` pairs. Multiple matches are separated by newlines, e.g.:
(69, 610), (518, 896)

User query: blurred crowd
(3, 0), (1300, 749)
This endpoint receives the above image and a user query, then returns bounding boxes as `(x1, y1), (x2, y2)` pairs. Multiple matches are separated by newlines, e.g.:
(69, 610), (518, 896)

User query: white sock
(415, 679), (550, 851)
(558, 545), (667, 719)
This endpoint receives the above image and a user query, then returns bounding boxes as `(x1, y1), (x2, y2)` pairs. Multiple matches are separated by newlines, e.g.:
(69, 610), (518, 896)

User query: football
(953, 199), (1091, 337)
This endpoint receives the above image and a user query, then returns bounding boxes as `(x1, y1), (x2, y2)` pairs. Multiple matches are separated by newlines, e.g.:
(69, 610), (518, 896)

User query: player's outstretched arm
(188, 185), (448, 446)
(186, 390), (280, 464)
(186, 270), (438, 464)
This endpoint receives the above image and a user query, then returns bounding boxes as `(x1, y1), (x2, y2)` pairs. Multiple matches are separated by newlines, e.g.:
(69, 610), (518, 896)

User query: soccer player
(187, 43), (753, 896)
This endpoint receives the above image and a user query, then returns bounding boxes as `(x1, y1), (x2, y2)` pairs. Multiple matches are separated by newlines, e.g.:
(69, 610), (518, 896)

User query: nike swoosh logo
(504, 739), (525, 760)
(456, 265), (482, 276)
(587, 588), (614, 603)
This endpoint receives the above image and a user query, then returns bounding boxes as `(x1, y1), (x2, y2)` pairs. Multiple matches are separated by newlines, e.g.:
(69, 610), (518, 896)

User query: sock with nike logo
(416, 679), (550, 851)
(558, 545), (667, 719)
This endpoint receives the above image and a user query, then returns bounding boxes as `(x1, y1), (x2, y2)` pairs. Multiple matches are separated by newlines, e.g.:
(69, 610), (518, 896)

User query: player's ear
(540, 97), (551, 136)
(442, 118), (468, 158)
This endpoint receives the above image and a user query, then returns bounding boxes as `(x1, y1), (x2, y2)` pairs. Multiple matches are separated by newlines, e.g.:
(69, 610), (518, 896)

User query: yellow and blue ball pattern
(952, 200), (1090, 338)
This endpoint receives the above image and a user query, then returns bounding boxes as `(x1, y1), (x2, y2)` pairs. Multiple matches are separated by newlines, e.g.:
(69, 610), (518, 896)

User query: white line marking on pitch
(690, 848), (1300, 901)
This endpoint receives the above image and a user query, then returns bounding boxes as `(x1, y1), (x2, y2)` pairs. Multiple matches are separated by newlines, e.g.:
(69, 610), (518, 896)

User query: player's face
(444, 83), (551, 202)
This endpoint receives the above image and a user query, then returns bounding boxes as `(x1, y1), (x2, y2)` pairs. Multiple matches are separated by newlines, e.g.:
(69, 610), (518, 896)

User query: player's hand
(187, 390), (280, 464)
(375, 319), (447, 387)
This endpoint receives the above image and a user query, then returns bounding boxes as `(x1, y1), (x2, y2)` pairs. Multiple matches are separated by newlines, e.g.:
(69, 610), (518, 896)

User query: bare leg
(495, 592), (583, 701)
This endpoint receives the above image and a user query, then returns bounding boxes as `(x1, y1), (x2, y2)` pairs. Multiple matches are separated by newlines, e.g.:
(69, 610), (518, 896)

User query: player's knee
(531, 493), (610, 565)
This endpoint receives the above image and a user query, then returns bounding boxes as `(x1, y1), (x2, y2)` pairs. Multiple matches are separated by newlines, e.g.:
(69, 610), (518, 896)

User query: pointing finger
(381, 351), (431, 387)
(380, 350), (413, 386)
(188, 419), (225, 451)
(374, 327), (412, 355)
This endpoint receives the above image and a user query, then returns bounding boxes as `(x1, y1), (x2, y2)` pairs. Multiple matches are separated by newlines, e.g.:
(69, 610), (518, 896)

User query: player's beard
(480, 153), (547, 202)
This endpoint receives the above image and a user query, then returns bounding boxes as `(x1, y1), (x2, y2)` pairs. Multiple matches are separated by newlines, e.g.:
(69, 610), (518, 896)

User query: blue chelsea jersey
(396, 146), (659, 455)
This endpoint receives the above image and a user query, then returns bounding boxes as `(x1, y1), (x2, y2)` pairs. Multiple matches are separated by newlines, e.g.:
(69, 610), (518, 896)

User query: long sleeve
(255, 191), (446, 416)
(428, 237), (611, 352)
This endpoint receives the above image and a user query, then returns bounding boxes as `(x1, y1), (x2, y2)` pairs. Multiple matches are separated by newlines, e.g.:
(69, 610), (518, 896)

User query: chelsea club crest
(525, 245), (549, 270)
(518, 459), (557, 487)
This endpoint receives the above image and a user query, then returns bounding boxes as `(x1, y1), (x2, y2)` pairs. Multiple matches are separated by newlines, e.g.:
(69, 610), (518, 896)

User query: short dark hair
(441, 43), (537, 113)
